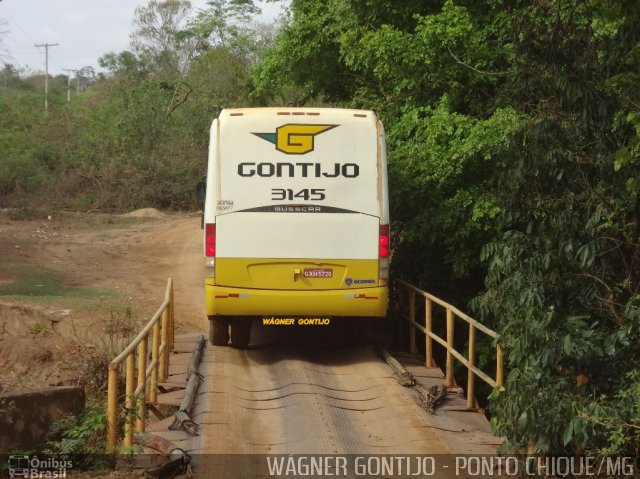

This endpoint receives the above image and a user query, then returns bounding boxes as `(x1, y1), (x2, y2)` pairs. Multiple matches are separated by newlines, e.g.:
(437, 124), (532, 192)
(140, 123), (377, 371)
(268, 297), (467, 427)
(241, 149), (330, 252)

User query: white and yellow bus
(202, 108), (390, 348)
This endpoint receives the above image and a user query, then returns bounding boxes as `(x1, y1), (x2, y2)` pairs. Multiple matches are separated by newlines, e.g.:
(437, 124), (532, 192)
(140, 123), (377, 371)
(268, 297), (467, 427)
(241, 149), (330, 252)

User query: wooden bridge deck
(140, 324), (502, 478)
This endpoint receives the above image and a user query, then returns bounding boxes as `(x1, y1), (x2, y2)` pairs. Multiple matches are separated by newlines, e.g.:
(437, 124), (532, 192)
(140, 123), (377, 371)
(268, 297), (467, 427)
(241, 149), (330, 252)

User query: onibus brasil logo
(253, 124), (338, 155)
(8, 455), (72, 478)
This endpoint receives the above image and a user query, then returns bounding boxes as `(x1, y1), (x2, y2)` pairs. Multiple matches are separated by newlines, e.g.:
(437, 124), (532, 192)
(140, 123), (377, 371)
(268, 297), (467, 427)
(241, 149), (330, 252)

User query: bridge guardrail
(106, 278), (175, 453)
(396, 279), (504, 409)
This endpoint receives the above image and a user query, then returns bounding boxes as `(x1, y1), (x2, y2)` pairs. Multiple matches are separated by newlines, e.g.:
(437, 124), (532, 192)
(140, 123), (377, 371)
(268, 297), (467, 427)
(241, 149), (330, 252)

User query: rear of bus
(203, 108), (389, 348)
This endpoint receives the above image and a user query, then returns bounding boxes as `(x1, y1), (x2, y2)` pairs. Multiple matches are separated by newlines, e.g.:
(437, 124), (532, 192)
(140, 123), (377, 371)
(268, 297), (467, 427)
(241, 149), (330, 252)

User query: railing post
(425, 298), (432, 367)
(135, 338), (147, 432)
(106, 364), (119, 453)
(445, 307), (455, 388)
(160, 305), (169, 381)
(409, 289), (416, 354)
(496, 344), (504, 388)
(467, 324), (476, 409)
(150, 320), (160, 403)
(169, 279), (175, 351)
(124, 352), (136, 447)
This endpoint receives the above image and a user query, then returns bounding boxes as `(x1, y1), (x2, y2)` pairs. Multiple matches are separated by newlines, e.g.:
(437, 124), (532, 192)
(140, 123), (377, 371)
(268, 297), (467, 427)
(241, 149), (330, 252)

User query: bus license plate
(303, 268), (333, 278)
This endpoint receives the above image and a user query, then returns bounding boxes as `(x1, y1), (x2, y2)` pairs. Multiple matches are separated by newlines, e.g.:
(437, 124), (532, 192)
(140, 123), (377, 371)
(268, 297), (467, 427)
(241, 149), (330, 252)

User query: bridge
(105, 278), (505, 478)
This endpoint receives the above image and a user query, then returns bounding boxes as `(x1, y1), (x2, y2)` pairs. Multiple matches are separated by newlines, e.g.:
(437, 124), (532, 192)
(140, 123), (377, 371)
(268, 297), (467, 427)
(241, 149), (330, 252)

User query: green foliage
(0, 89), (58, 196)
(27, 322), (49, 334)
(252, 0), (358, 104)
(470, 0), (640, 454)
(578, 370), (640, 455)
(0, 0), (274, 211)
(0, 264), (113, 304)
(188, 0), (261, 54)
(389, 101), (523, 280)
(254, 0), (640, 456)
(43, 405), (109, 466)
(0, 399), (14, 425)
(78, 304), (138, 393)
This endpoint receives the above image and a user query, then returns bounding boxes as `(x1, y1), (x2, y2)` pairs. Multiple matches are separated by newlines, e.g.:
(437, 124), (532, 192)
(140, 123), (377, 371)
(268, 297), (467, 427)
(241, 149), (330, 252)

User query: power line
(62, 67), (78, 102)
(1, 3), (66, 72)
(0, 3), (37, 45)
(35, 42), (58, 113)
(47, 51), (65, 71)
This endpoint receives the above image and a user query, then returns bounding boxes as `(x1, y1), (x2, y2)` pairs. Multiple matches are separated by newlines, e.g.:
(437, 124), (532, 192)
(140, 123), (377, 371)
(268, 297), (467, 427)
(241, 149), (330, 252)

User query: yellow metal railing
(397, 279), (504, 409)
(106, 278), (175, 453)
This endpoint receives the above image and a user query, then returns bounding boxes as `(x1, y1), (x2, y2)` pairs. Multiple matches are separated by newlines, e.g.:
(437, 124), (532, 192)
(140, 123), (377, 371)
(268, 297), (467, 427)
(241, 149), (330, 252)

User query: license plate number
(303, 268), (333, 278)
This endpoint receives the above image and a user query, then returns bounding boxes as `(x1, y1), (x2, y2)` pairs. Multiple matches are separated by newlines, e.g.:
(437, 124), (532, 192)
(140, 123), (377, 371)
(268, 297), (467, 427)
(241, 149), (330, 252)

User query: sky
(0, 0), (284, 76)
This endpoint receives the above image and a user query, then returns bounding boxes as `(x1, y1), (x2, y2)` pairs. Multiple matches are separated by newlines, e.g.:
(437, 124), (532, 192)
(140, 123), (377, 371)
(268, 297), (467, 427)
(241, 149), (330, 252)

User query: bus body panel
(216, 212), (378, 260)
(214, 258), (380, 290)
(205, 280), (388, 317)
(217, 110), (380, 218)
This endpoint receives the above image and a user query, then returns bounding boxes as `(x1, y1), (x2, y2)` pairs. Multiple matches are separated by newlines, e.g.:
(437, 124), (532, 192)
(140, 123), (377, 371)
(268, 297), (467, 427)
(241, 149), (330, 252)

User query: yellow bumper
(205, 280), (388, 317)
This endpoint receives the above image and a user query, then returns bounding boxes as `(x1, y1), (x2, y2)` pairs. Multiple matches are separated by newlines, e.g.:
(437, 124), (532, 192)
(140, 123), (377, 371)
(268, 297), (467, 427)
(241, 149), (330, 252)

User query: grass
(71, 303), (139, 393)
(0, 264), (116, 306)
(0, 270), (74, 296)
(27, 322), (49, 334)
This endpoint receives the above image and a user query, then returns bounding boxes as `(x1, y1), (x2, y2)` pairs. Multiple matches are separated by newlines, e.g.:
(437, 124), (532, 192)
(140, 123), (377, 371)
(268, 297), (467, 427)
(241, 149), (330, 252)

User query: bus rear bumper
(205, 281), (388, 317)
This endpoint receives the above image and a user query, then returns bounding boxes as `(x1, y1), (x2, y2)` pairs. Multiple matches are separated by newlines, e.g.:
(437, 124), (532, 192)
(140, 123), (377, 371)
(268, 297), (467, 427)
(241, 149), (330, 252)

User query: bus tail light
(379, 224), (390, 258)
(205, 223), (216, 278)
(205, 223), (216, 256)
(379, 224), (390, 280)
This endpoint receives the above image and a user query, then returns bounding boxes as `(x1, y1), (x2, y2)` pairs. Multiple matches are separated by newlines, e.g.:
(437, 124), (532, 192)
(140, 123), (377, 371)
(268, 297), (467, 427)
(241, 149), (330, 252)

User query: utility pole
(62, 68), (77, 102)
(35, 42), (59, 113)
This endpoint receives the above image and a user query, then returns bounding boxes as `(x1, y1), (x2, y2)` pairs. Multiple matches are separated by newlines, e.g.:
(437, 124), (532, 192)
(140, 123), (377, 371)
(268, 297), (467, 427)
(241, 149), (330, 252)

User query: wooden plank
(156, 389), (185, 406)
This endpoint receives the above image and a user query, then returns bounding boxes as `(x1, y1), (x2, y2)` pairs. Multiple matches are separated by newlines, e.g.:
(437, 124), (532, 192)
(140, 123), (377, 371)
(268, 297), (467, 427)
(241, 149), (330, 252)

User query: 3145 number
(271, 188), (326, 201)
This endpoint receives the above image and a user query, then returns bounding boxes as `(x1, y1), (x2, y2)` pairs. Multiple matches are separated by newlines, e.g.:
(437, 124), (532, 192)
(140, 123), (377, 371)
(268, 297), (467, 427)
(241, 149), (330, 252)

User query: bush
(43, 405), (109, 468)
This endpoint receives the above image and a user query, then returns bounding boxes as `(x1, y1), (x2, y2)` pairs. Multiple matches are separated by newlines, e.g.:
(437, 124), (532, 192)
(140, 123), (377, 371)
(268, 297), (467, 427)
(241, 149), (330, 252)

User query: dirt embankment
(0, 210), (205, 393)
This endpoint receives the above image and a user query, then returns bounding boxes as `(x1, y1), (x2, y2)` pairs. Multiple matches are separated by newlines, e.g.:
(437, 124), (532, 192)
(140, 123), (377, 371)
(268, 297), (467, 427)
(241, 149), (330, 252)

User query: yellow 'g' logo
(253, 124), (338, 155)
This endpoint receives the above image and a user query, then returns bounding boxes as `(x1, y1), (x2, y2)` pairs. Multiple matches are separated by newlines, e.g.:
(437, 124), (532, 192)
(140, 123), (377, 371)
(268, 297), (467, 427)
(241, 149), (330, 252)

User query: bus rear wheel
(231, 317), (252, 349)
(209, 316), (229, 346)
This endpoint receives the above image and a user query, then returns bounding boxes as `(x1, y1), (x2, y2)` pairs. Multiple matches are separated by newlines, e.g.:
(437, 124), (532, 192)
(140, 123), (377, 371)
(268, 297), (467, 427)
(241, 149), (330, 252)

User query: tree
(252, 0), (357, 104)
(472, 0), (640, 454)
(0, 63), (25, 89)
(253, 0), (640, 455)
(184, 0), (264, 64)
(131, 0), (194, 77)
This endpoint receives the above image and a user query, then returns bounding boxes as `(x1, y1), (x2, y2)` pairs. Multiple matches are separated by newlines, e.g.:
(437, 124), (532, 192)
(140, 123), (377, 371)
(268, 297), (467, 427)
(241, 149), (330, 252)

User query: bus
(201, 107), (389, 348)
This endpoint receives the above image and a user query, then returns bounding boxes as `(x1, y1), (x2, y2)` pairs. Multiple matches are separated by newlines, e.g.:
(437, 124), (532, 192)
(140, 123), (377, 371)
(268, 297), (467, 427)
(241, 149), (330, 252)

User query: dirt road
(0, 211), (206, 391)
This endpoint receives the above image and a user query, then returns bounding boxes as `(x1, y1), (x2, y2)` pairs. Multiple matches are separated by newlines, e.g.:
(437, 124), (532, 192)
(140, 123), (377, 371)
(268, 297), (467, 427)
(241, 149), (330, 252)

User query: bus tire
(231, 317), (252, 349)
(209, 316), (229, 346)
